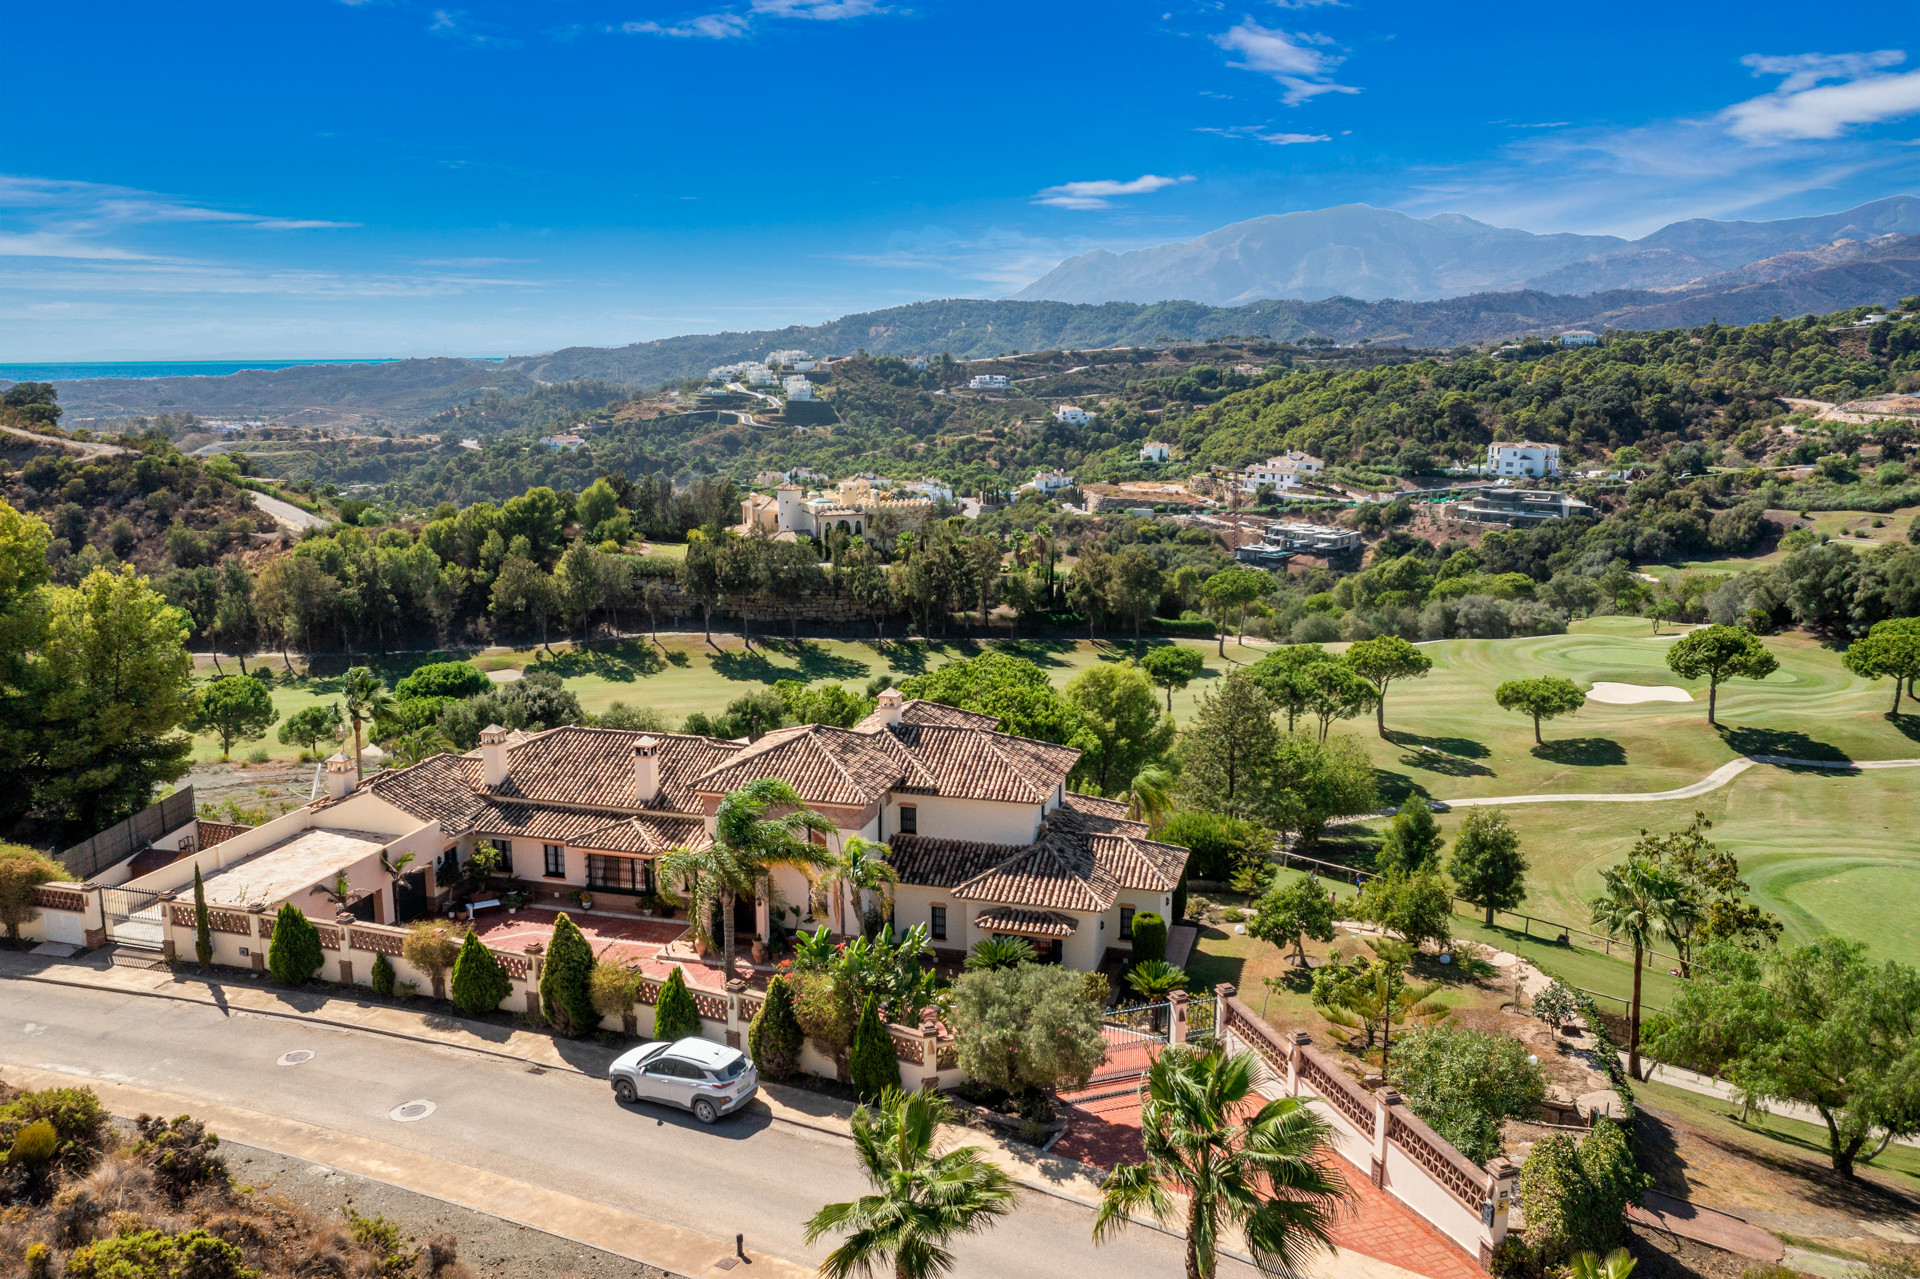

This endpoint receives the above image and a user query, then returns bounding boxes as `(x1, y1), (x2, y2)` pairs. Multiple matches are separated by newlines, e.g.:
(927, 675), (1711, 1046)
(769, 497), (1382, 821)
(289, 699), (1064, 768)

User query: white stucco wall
(883, 794), (1040, 845)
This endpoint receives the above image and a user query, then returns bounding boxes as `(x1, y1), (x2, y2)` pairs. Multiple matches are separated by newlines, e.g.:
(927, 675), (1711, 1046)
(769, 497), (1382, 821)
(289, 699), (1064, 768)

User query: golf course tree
(1246, 644), (1339, 733)
(1664, 624), (1778, 726)
(1627, 813), (1780, 972)
(1375, 794), (1443, 876)
(1249, 872), (1337, 967)
(1343, 636), (1432, 738)
(278, 701), (343, 758)
(187, 674), (279, 760)
(805, 1088), (1018, 1279)
(1300, 660), (1379, 741)
(1201, 567), (1272, 653)
(1588, 856), (1684, 1080)
(1843, 617), (1920, 714)
(1139, 644), (1206, 713)
(1446, 808), (1528, 926)
(1493, 676), (1586, 746)
(1645, 937), (1920, 1178)
(1093, 1045), (1349, 1279)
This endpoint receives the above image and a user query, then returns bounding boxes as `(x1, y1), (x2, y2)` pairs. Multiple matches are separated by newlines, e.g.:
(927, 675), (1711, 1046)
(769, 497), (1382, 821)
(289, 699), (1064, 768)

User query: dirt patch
(181, 761), (315, 819)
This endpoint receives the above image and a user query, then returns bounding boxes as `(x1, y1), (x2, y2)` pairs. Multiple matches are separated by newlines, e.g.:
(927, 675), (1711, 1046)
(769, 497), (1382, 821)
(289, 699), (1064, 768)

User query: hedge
(266, 904), (322, 986)
(540, 913), (597, 1037)
(1130, 911), (1167, 965)
(1151, 615), (1217, 638)
(370, 951), (395, 997)
(748, 975), (804, 1080)
(654, 967), (701, 1041)
(847, 994), (899, 1102)
(449, 929), (510, 1016)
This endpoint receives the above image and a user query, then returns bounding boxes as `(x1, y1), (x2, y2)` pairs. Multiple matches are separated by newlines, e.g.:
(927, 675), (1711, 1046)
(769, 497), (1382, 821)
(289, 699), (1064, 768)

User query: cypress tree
(449, 929), (511, 1016)
(191, 864), (212, 972)
(370, 951), (395, 997)
(847, 994), (899, 1102)
(653, 966), (701, 1042)
(748, 974), (804, 1079)
(1130, 911), (1167, 965)
(540, 912), (598, 1037)
(266, 903), (322, 986)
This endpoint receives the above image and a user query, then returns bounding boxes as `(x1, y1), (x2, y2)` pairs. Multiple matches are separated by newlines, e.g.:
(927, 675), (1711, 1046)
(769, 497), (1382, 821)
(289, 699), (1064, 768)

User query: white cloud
(1200, 125), (1330, 145)
(749, 0), (886, 17)
(622, 13), (749, 38)
(0, 175), (357, 259)
(1032, 174), (1194, 210)
(1723, 50), (1920, 142)
(1214, 19), (1357, 106)
(426, 9), (517, 46)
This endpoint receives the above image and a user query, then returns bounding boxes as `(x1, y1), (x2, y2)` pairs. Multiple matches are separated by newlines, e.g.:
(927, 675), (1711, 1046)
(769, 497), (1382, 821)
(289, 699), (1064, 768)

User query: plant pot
(751, 940), (767, 964)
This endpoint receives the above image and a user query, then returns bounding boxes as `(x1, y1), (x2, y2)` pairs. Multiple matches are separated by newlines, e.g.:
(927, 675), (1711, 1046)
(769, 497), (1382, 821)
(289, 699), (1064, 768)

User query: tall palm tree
(1118, 764), (1175, 833)
(1094, 1045), (1350, 1279)
(1313, 945), (1447, 1076)
(1588, 855), (1680, 1081)
(665, 778), (837, 976)
(806, 1087), (1018, 1279)
(341, 665), (393, 781)
(816, 837), (900, 938)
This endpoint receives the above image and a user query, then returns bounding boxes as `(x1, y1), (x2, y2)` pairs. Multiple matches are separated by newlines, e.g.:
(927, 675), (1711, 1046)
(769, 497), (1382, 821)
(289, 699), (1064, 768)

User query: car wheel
(692, 1098), (718, 1125)
(614, 1078), (637, 1104)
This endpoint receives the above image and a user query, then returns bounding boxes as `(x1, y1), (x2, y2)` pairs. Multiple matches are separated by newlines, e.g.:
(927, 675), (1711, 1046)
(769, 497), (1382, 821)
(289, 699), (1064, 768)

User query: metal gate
(393, 870), (429, 923)
(101, 887), (166, 950)
(1103, 1000), (1172, 1046)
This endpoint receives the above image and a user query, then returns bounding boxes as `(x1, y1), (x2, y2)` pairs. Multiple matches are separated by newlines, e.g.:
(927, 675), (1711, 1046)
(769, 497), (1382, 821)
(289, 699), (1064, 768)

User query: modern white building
(1138, 441), (1171, 463)
(1055, 405), (1094, 426)
(969, 374), (1010, 391)
(1023, 469), (1075, 495)
(902, 478), (955, 503)
(539, 434), (586, 451)
(1558, 331), (1599, 347)
(1243, 451), (1322, 490)
(908, 356), (929, 371)
(768, 349), (810, 367)
(783, 375), (816, 402)
(1485, 441), (1562, 478)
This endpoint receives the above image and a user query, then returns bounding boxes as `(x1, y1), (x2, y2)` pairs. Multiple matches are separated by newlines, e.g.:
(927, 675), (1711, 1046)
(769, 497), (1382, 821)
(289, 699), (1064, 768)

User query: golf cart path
(1435, 754), (1920, 810)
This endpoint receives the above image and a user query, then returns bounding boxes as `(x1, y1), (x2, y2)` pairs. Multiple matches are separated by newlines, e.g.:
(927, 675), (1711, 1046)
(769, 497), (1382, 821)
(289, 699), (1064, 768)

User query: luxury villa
(111, 691), (1186, 972)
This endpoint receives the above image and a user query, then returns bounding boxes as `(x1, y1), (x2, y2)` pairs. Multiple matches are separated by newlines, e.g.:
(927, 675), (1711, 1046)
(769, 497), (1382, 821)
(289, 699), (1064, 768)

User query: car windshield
(715, 1058), (746, 1081)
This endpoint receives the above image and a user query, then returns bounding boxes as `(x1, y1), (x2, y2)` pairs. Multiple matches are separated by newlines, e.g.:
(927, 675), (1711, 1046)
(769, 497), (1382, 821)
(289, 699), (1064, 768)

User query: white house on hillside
(1486, 441), (1561, 478)
(783, 375), (816, 401)
(1023, 469), (1074, 495)
(540, 435), (586, 451)
(969, 374), (1010, 391)
(1138, 441), (1171, 463)
(1054, 405), (1094, 426)
(1559, 331), (1599, 346)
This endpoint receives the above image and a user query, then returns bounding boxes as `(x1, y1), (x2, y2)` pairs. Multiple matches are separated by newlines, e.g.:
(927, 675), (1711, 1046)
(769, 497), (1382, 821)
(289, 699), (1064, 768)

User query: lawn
(1643, 504), (1919, 579)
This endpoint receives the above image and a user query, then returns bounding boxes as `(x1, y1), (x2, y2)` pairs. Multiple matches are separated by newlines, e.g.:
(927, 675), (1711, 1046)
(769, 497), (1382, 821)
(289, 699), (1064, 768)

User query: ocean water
(0, 358), (402, 382)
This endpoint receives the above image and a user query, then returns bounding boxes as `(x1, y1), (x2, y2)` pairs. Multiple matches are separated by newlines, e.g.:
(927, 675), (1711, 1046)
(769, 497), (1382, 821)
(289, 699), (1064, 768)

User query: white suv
(609, 1038), (760, 1124)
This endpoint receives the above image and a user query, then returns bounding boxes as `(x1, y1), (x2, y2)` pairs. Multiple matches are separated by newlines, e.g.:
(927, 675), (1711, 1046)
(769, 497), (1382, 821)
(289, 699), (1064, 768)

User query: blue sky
(3, 0), (1917, 360)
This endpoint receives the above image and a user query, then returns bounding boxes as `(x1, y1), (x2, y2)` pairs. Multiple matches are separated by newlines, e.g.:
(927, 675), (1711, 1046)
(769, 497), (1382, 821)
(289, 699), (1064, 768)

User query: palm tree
(1313, 942), (1447, 1076)
(1588, 855), (1680, 1081)
(1094, 1045), (1350, 1279)
(341, 666), (393, 781)
(816, 837), (900, 938)
(806, 1087), (1018, 1279)
(1125, 959), (1190, 1001)
(658, 842), (754, 965)
(664, 778), (837, 976)
(1571, 1250), (1638, 1279)
(1118, 764), (1175, 833)
(963, 937), (1035, 971)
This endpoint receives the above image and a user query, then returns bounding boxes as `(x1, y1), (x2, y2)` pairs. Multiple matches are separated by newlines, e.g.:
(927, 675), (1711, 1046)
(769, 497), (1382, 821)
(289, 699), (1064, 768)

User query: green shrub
(847, 994), (899, 1102)
(133, 1113), (229, 1202)
(950, 964), (1107, 1095)
(192, 864), (213, 971)
(1157, 810), (1272, 881)
(266, 904), (322, 986)
(653, 966), (701, 1041)
(1391, 1023), (1548, 1164)
(0, 1085), (110, 1178)
(24, 1242), (50, 1279)
(448, 930), (510, 1016)
(393, 661), (488, 701)
(1150, 615), (1216, 637)
(65, 1229), (255, 1279)
(589, 961), (638, 1024)
(370, 951), (395, 997)
(785, 968), (853, 1056)
(1130, 911), (1167, 965)
(1520, 1118), (1649, 1263)
(1487, 1236), (1541, 1279)
(9, 1118), (57, 1164)
(539, 912), (597, 1037)
(748, 975), (804, 1080)
(344, 1206), (419, 1278)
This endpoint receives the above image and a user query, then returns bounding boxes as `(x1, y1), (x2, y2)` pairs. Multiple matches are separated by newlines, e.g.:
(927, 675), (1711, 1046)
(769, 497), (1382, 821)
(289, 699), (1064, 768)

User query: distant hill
(1012, 196), (1920, 305)
(26, 231), (1920, 428)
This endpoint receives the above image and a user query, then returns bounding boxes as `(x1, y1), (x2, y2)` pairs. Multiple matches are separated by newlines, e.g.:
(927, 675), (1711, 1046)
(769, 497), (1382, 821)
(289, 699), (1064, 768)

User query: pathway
(249, 486), (330, 530)
(1432, 753), (1920, 810)
(0, 424), (130, 457)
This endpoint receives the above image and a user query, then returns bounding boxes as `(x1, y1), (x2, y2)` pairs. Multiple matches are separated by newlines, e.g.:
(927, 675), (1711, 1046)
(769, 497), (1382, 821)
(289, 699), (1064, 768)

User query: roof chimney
(877, 687), (904, 727)
(479, 724), (510, 789)
(325, 752), (356, 801)
(634, 736), (660, 804)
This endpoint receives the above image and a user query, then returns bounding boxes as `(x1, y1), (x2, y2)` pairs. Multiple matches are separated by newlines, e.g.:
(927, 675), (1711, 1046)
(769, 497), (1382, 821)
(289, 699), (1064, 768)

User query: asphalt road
(1, 982), (1229, 1278)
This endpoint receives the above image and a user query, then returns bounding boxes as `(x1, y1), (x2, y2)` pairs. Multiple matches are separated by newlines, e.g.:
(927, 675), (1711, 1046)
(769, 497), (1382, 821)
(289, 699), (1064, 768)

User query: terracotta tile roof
(973, 906), (1078, 938)
(482, 727), (743, 811)
(887, 724), (1076, 803)
(889, 799), (1189, 913)
(690, 723), (923, 807)
(852, 698), (1002, 733)
(358, 754), (487, 831)
(472, 804), (710, 854)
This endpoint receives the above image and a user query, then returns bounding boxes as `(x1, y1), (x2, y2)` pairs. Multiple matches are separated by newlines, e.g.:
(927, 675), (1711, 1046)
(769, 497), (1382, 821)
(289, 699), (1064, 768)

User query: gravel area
(220, 1137), (671, 1279)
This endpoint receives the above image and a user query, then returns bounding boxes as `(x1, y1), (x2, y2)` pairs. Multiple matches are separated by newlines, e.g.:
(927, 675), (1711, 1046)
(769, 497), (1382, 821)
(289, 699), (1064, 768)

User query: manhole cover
(277, 1050), (314, 1067)
(388, 1100), (436, 1123)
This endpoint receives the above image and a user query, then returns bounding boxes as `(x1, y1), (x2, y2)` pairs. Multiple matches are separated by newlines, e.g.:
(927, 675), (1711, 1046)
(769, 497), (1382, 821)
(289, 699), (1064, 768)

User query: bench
(464, 898), (502, 921)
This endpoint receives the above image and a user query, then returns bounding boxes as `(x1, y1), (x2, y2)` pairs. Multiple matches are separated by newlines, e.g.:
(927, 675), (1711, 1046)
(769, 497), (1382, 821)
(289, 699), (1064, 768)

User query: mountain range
(1011, 197), (1920, 305)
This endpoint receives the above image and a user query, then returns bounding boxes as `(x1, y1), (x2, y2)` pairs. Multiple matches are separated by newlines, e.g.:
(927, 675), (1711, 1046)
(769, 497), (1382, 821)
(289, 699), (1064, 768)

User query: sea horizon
(0, 357), (433, 382)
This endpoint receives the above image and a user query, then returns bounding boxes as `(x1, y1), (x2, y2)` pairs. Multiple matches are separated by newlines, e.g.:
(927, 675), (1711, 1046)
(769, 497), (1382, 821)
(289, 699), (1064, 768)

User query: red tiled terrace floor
(470, 906), (764, 993)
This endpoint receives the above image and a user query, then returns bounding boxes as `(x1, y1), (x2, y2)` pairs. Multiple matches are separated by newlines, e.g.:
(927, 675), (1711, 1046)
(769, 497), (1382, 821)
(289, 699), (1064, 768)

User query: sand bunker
(1585, 682), (1692, 705)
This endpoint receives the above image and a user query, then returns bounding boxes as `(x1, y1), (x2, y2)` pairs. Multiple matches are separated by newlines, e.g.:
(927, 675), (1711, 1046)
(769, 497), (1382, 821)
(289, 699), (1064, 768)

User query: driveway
(0, 979), (1237, 1279)
(250, 487), (330, 530)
